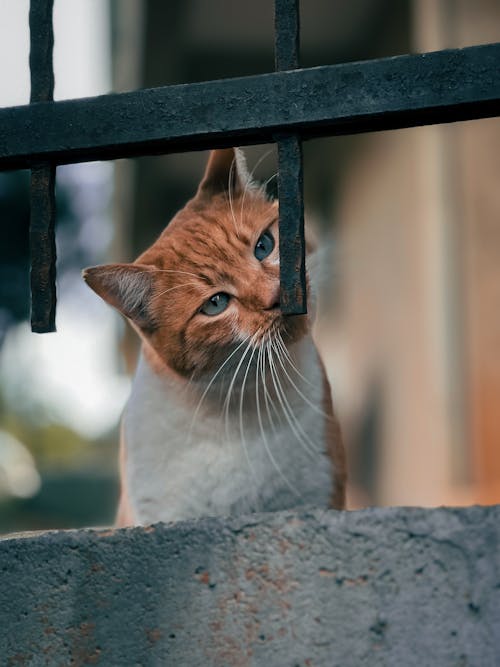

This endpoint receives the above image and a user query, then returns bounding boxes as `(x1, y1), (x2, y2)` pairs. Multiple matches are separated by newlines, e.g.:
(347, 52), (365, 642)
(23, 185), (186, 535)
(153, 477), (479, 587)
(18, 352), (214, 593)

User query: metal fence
(0, 0), (499, 332)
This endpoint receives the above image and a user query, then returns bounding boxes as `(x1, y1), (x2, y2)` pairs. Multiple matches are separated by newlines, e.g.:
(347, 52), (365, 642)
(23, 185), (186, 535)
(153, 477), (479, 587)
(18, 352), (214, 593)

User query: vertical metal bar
(30, 0), (55, 102)
(30, 165), (57, 332)
(275, 0), (300, 70)
(29, 0), (56, 332)
(277, 137), (306, 313)
(274, 0), (306, 314)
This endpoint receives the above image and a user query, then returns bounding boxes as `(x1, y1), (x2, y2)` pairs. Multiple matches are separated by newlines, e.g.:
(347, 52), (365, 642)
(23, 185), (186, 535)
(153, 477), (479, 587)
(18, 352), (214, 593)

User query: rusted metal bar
(29, 0), (56, 332)
(275, 0), (306, 314)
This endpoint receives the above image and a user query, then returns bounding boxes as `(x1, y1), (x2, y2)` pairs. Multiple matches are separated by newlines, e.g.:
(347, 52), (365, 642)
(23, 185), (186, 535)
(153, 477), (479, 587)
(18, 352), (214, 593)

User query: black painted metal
(29, 0), (56, 333)
(11, 0), (500, 328)
(1, 43), (499, 172)
(275, 0), (306, 314)
(275, 0), (300, 70)
(29, 0), (54, 104)
(30, 165), (57, 333)
(277, 137), (306, 314)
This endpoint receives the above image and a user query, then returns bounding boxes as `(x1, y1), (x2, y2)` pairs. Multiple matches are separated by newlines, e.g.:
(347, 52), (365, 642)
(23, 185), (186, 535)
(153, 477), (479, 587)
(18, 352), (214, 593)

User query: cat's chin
(142, 309), (310, 383)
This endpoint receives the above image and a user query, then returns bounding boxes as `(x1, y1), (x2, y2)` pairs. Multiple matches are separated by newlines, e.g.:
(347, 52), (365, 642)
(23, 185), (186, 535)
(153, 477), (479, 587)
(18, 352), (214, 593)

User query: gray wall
(1, 505), (499, 666)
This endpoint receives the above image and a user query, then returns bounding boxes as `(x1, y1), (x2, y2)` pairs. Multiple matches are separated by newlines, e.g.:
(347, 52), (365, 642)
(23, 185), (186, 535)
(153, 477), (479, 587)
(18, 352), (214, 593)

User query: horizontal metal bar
(1, 43), (499, 170)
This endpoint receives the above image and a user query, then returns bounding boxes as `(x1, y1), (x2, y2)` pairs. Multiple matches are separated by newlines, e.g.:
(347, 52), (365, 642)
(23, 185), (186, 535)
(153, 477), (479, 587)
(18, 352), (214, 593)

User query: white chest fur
(122, 336), (333, 524)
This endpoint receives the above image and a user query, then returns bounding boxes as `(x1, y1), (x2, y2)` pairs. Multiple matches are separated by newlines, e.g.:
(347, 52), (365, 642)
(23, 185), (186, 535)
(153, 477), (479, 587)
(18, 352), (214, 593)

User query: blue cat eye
(254, 230), (275, 261)
(200, 292), (230, 316)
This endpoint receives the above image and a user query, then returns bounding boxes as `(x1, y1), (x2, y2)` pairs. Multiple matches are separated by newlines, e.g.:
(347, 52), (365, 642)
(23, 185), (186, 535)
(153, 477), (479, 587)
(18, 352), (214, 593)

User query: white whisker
(148, 268), (200, 279)
(267, 339), (319, 457)
(259, 171), (278, 198)
(275, 334), (334, 421)
(239, 149), (272, 226)
(238, 340), (258, 482)
(187, 335), (251, 447)
(256, 338), (299, 496)
(260, 333), (282, 430)
(154, 282), (199, 299)
(276, 331), (317, 390)
(227, 156), (239, 236)
(222, 338), (254, 468)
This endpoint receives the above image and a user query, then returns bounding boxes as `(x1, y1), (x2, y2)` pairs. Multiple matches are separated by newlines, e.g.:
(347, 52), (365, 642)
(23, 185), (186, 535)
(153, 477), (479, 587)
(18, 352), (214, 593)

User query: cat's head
(84, 148), (313, 379)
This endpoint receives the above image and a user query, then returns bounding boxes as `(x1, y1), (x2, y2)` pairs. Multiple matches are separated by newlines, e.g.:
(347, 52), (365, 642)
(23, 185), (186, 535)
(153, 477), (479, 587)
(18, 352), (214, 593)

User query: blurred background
(0, 0), (499, 532)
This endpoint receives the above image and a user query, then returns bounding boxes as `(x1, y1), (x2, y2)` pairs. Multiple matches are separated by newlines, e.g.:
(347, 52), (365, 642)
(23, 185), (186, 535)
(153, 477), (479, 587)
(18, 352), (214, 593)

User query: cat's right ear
(83, 263), (156, 330)
(195, 147), (251, 200)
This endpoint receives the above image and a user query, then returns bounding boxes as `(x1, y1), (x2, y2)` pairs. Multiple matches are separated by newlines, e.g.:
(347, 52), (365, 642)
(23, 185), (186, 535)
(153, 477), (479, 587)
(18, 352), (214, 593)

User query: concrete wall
(1, 505), (499, 666)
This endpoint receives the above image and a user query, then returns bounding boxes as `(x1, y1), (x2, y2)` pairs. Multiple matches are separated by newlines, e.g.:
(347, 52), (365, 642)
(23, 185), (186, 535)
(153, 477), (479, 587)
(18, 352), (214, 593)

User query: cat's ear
(83, 263), (156, 330)
(195, 147), (252, 200)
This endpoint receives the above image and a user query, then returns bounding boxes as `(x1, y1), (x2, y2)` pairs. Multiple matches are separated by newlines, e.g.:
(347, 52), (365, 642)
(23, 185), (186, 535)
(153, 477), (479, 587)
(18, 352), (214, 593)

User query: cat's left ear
(83, 263), (157, 330)
(195, 147), (252, 200)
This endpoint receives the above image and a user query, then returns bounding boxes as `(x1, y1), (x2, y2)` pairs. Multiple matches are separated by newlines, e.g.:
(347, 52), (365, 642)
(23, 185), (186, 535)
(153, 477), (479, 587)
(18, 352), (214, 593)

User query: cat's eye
(254, 231), (275, 261)
(200, 292), (230, 316)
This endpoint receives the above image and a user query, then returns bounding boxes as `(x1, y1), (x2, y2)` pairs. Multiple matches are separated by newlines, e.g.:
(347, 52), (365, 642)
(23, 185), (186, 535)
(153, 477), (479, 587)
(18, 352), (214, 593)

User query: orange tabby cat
(84, 148), (345, 526)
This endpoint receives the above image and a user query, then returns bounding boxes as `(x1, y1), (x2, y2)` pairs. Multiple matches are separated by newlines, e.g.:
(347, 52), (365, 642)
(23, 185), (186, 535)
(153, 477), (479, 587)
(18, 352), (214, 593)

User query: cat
(83, 148), (346, 526)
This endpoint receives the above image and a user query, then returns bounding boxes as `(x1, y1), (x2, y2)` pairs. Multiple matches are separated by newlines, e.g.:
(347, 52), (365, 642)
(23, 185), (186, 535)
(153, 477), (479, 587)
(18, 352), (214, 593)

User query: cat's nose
(263, 286), (281, 310)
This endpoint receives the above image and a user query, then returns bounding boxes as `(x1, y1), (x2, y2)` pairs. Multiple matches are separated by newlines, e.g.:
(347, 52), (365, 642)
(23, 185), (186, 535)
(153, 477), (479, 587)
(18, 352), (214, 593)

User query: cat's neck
(122, 332), (334, 524)
(135, 333), (320, 412)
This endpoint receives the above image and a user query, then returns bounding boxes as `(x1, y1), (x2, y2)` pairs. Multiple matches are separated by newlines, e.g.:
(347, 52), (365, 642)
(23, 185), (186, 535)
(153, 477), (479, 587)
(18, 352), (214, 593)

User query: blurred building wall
(319, 0), (500, 507)
(110, 0), (500, 508)
(454, 0), (500, 504)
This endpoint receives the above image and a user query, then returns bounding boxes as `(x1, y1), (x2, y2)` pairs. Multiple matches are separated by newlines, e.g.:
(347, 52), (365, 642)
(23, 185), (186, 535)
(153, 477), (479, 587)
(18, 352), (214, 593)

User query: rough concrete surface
(0, 505), (499, 666)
